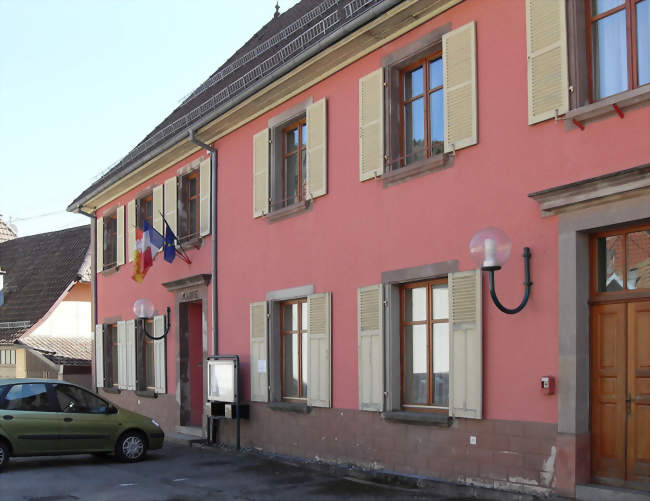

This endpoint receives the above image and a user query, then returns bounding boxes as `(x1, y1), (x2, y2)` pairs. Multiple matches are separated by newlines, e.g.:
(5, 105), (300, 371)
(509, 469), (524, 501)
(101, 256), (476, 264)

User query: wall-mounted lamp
(133, 298), (171, 340)
(469, 227), (532, 315)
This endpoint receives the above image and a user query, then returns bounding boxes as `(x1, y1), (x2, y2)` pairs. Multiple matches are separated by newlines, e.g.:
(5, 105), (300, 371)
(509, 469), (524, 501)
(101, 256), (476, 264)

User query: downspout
(189, 130), (218, 356)
(77, 206), (98, 391)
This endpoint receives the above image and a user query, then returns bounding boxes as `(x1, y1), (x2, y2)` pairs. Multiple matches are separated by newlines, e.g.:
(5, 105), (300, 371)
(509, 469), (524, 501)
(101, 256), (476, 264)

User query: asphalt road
(0, 443), (490, 501)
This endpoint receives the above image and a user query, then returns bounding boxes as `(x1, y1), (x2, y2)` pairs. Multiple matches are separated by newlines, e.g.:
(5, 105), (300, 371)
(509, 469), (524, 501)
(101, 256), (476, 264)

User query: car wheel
(0, 439), (10, 472)
(116, 431), (147, 462)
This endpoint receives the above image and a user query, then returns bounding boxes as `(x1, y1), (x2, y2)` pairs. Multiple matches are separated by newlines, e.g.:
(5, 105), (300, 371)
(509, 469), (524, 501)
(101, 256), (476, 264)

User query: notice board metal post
(207, 354), (241, 450)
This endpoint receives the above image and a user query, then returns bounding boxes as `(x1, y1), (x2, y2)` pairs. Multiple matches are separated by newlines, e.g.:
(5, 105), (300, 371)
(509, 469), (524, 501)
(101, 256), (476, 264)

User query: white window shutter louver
(306, 98), (328, 199)
(308, 292), (331, 408)
(443, 21), (478, 153)
(359, 68), (384, 181)
(95, 324), (104, 388)
(126, 319), (136, 391)
(250, 301), (268, 402)
(358, 285), (384, 411)
(199, 157), (211, 237)
(127, 200), (136, 262)
(153, 185), (164, 235)
(96, 218), (103, 273)
(449, 270), (483, 419)
(116, 205), (125, 266)
(253, 129), (270, 218)
(117, 320), (127, 390)
(164, 177), (178, 237)
(526, 0), (569, 125)
(154, 315), (166, 394)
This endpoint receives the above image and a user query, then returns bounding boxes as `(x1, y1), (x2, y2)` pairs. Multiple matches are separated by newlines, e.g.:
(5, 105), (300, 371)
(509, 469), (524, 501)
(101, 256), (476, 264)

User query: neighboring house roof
(0, 225), (90, 346)
(20, 334), (91, 366)
(0, 216), (16, 243)
(69, 0), (392, 210)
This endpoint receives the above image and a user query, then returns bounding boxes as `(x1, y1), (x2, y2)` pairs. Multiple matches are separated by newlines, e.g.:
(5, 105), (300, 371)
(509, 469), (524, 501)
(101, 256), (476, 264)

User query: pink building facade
(70, 0), (650, 498)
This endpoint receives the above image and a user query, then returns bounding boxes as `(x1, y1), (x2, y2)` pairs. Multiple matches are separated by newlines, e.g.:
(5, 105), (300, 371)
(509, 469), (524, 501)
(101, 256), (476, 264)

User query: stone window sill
(565, 84), (650, 131)
(102, 386), (121, 394)
(382, 154), (452, 188)
(382, 411), (452, 427)
(135, 390), (157, 398)
(101, 265), (120, 277)
(267, 401), (311, 413)
(266, 200), (311, 223)
(177, 235), (203, 250)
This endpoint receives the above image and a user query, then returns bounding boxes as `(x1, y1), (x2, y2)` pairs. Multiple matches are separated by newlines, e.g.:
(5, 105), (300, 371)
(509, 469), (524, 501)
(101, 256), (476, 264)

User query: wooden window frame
(586, 0), (646, 103)
(280, 119), (307, 209)
(400, 278), (449, 412)
(396, 52), (443, 170)
(179, 170), (200, 242)
(103, 213), (118, 269)
(280, 297), (308, 401)
(589, 222), (650, 303)
(136, 193), (153, 230)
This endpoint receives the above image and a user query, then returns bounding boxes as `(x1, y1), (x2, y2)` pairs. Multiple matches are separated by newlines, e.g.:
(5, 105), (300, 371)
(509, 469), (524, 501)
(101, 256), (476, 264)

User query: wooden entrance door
(591, 300), (650, 485)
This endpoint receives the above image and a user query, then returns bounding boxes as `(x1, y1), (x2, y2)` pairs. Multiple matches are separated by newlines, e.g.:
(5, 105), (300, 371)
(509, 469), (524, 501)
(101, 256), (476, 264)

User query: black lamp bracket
(483, 247), (532, 315)
(142, 306), (171, 340)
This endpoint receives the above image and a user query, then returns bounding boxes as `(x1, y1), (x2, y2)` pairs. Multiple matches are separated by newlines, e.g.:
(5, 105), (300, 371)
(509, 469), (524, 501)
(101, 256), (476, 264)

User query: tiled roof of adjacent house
(69, 0), (389, 209)
(20, 334), (91, 366)
(0, 217), (16, 244)
(0, 225), (90, 344)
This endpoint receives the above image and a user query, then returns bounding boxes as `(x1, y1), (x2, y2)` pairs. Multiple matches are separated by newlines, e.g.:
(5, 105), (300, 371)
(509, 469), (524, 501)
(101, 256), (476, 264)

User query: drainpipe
(189, 130), (218, 357)
(77, 206), (98, 391)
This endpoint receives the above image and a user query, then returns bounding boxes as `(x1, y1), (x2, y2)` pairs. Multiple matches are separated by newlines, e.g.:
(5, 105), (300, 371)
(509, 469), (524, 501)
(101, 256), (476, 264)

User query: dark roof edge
(68, 0), (402, 213)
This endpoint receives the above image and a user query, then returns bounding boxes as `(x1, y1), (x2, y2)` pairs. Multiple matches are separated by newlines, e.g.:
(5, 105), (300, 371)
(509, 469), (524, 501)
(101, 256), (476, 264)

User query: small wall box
(210, 401), (249, 419)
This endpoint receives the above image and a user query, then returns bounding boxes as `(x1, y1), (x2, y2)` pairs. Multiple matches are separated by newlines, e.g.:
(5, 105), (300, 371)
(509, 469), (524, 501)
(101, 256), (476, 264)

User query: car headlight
(151, 419), (160, 427)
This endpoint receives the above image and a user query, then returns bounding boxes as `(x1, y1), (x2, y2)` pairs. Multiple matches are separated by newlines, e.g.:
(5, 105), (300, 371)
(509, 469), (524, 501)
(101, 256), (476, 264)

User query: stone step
(166, 431), (205, 447)
(576, 483), (650, 501)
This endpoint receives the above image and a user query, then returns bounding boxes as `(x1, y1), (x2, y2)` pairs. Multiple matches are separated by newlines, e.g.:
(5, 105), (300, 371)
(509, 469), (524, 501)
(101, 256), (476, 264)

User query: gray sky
(0, 0), (299, 237)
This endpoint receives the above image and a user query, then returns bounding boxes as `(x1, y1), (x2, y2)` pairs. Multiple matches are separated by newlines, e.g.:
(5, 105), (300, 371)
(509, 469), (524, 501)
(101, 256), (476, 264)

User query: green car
(0, 379), (164, 471)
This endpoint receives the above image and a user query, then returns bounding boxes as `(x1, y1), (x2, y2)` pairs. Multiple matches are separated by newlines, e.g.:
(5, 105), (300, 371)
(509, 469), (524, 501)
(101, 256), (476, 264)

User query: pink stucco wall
(97, 0), (650, 426)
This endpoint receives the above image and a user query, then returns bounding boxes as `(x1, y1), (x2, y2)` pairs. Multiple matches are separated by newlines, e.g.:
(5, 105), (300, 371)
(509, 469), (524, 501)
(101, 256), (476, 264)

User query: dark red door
(188, 302), (204, 427)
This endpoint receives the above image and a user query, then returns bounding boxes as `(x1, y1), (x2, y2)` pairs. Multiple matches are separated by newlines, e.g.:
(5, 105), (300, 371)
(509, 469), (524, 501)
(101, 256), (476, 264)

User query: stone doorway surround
(163, 273), (211, 437)
(529, 163), (650, 498)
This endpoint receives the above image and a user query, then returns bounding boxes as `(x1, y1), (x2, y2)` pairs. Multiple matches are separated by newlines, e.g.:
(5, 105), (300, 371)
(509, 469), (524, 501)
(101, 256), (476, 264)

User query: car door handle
(2, 415), (13, 421)
(64, 417), (73, 422)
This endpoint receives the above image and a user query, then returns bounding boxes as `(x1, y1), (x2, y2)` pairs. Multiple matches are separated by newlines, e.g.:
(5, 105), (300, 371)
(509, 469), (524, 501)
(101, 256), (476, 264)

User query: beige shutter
(359, 68), (384, 181)
(199, 157), (211, 236)
(358, 285), (384, 411)
(126, 319), (136, 391)
(153, 185), (163, 234)
(250, 301), (268, 402)
(307, 292), (331, 408)
(253, 129), (270, 218)
(526, 0), (569, 124)
(154, 315), (166, 394)
(95, 324), (104, 388)
(449, 270), (482, 419)
(306, 98), (327, 199)
(96, 217), (104, 273)
(164, 177), (177, 238)
(117, 320), (127, 390)
(443, 21), (477, 153)
(127, 200), (136, 262)
(116, 205), (125, 266)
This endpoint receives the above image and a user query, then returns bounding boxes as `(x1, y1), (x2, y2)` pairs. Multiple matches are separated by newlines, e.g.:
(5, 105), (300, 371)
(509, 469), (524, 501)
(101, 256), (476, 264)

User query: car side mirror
(105, 405), (118, 415)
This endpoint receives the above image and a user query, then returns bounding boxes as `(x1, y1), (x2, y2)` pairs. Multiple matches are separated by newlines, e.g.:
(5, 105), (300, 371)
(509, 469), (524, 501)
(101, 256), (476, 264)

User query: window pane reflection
(593, 10), (628, 99)
(301, 332), (308, 396)
(638, 0), (650, 86)
(404, 287), (427, 321)
(404, 325), (427, 404)
(433, 323), (449, 407)
(404, 98), (425, 163)
(283, 333), (299, 397)
(429, 58), (443, 89)
(591, 0), (624, 15)
(404, 66), (424, 99)
(429, 90), (444, 156)
(285, 155), (299, 205)
(627, 230), (650, 289)
(432, 284), (448, 320)
(597, 235), (625, 291)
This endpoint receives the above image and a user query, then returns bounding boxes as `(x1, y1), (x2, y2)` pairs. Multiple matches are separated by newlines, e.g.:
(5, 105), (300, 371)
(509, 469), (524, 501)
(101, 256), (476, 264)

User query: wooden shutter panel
(253, 129), (269, 218)
(359, 68), (384, 181)
(127, 200), (136, 263)
(250, 301), (268, 402)
(117, 320), (127, 390)
(306, 98), (327, 199)
(526, 0), (569, 124)
(95, 324), (104, 388)
(96, 217), (103, 273)
(358, 285), (384, 411)
(199, 157), (211, 237)
(154, 315), (166, 394)
(126, 319), (136, 391)
(449, 270), (482, 419)
(164, 177), (177, 237)
(153, 185), (164, 234)
(443, 21), (477, 153)
(116, 205), (125, 266)
(308, 292), (331, 408)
